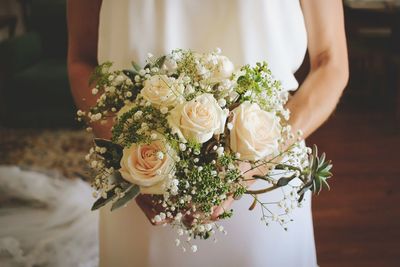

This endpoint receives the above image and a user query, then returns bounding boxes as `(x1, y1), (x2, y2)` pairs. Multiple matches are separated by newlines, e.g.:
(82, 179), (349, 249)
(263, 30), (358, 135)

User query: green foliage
(89, 61), (113, 86)
(111, 184), (141, 211)
(93, 138), (123, 169)
(297, 145), (333, 202)
(111, 104), (169, 147)
(219, 209), (234, 219)
(235, 62), (283, 112)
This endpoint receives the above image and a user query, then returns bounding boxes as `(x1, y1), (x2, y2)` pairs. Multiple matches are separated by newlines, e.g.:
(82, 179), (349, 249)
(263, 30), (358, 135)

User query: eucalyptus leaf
(123, 69), (139, 80)
(91, 188), (117, 211)
(111, 185), (140, 211)
(154, 55), (166, 69)
(276, 174), (296, 187)
(131, 61), (141, 71)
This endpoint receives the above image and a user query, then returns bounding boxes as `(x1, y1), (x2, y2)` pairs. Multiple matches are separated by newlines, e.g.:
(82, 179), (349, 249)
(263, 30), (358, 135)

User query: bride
(67, 0), (348, 266)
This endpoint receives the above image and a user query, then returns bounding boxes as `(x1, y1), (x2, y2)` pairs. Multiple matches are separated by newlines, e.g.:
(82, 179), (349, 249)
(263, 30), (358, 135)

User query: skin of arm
(67, 0), (113, 139)
(287, 0), (349, 138)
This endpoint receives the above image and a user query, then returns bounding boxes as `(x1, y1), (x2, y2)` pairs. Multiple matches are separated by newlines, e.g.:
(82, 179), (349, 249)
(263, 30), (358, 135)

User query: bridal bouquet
(78, 49), (332, 251)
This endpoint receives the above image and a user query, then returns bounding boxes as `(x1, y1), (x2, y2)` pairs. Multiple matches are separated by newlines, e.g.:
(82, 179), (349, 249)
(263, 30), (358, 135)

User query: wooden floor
(308, 106), (400, 267)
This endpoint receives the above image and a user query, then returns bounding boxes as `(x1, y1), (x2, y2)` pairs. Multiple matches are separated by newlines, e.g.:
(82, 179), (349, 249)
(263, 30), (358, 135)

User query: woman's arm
(212, 1), (349, 219)
(67, 0), (112, 139)
(287, 0), (349, 138)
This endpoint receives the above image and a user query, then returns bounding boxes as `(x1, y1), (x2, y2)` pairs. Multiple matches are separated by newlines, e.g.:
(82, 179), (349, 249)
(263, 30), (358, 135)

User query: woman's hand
(135, 194), (172, 226)
(210, 161), (264, 220)
(136, 161), (269, 226)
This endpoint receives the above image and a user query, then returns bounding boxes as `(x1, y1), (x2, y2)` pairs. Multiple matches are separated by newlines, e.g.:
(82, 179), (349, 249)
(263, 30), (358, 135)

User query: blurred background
(0, 0), (399, 266)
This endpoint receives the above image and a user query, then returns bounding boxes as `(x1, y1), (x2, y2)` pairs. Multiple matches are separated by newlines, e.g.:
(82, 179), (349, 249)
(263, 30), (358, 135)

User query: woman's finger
(210, 196), (235, 221)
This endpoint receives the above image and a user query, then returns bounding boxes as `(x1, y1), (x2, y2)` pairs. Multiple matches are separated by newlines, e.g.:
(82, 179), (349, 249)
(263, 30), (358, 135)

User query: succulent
(297, 145), (332, 202)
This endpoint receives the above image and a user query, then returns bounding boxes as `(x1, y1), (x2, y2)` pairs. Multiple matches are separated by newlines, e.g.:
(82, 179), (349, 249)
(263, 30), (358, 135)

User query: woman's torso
(98, 0), (308, 91)
(97, 2), (317, 266)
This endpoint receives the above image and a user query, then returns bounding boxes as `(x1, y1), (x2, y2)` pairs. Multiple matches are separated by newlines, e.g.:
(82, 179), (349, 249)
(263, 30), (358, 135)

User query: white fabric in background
(98, 1), (317, 267)
(98, 0), (307, 92)
(0, 166), (98, 267)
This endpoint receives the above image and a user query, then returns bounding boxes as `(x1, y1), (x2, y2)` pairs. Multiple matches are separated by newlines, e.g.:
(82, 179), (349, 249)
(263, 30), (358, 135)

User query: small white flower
(90, 160), (98, 168)
(126, 78), (133, 85)
(205, 224), (213, 231)
(139, 69), (146, 76)
(191, 245), (198, 253)
(198, 225), (205, 232)
(227, 122), (233, 130)
(160, 106), (169, 114)
(185, 84), (195, 94)
(156, 151), (164, 160)
(175, 213), (183, 221)
(216, 147), (224, 157)
(153, 215), (162, 223)
(217, 98), (226, 107)
(150, 133), (158, 140)
(108, 75), (114, 81)
(218, 225), (224, 232)
(175, 239), (181, 246)
(91, 88), (98, 95)
(115, 75), (125, 84)
(159, 212), (166, 220)
(141, 122), (148, 130)
(179, 143), (187, 151)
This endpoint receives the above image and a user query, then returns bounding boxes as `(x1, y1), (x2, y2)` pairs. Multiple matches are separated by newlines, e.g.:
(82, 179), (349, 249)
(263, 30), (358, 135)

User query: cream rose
(167, 93), (229, 143)
(119, 140), (176, 194)
(230, 102), (281, 161)
(141, 75), (184, 107)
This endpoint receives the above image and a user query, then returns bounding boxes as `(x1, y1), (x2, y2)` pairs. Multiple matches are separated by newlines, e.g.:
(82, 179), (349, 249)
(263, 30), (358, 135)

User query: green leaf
(131, 61), (141, 71)
(123, 69), (139, 80)
(276, 174), (296, 187)
(154, 55), (166, 69)
(93, 138), (123, 169)
(111, 185), (140, 211)
(90, 172), (129, 211)
(91, 188), (117, 211)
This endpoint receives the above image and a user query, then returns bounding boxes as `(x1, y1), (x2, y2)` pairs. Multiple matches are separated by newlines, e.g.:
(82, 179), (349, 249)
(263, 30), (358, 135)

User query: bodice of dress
(98, 0), (307, 91)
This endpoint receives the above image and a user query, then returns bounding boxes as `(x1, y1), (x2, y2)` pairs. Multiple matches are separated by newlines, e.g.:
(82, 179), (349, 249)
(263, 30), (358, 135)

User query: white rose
(119, 139), (176, 194)
(141, 75), (184, 107)
(167, 93), (229, 143)
(210, 56), (235, 82)
(230, 102), (281, 161)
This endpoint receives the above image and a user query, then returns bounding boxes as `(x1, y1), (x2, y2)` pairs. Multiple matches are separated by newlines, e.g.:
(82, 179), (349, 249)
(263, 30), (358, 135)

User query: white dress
(98, 1), (317, 267)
